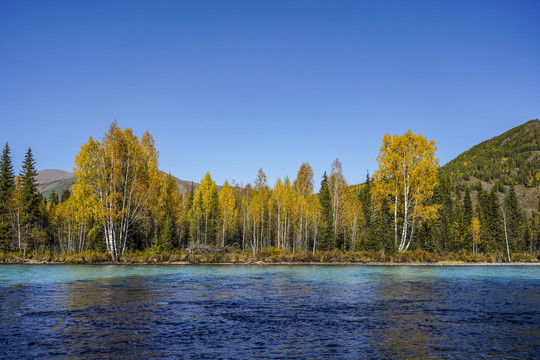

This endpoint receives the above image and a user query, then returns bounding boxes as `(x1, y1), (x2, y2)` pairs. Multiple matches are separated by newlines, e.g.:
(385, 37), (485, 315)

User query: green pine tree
(49, 190), (59, 208)
(60, 188), (71, 203)
(479, 187), (504, 253)
(156, 216), (175, 252)
(0, 143), (15, 251)
(318, 172), (334, 250)
(503, 185), (527, 251)
(359, 172), (377, 250)
(463, 186), (473, 227)
(375, 197), (395, 253)
(19, 148), (40, 253)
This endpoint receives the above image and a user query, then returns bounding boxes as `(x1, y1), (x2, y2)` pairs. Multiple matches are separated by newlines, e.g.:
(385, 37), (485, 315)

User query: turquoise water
(0, 265), (539, 359)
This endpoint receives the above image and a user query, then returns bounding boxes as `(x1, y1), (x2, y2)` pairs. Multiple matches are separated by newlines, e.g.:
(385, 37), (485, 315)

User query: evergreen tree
(460, 185), (474, 252)
(318, 172), (334, 250)
(19, 148), (40, 252)
(479, 187), (504, 253)
(503, 185), (527, 251)
(60, 189), (71, 203)
(463, 186), (473, 227)
(530, 200), (539, 254)
(0, 143), (15, 251)
(374, 197), (395, 253)
(155, 216), (175, 252)
(49, 190), (59, 208)
(360, 172), (376, 249)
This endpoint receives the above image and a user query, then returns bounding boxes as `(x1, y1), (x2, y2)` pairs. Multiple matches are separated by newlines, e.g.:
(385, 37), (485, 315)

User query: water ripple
(0, 265), (539, 359)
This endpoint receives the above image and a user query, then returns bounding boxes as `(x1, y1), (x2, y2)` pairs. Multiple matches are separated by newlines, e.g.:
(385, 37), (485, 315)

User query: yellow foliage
(373, 130), (439, 251)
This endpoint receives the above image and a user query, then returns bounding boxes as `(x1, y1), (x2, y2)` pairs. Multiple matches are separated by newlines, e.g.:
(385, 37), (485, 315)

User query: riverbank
(1, 249), (538, 265)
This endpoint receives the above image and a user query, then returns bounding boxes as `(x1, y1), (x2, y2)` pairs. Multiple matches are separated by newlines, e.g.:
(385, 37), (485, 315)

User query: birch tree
(74, 122), (162, 260)
(294, 163), (314, 253)
(329, 159), (348, 249)
(373, 130), (439, 252)
(470, 217), (481, 255)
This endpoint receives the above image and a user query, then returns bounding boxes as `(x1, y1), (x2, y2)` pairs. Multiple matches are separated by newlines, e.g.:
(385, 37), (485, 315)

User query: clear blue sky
(1, 0), (539, 187)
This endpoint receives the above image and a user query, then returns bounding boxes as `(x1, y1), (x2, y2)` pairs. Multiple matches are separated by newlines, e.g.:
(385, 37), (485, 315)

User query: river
(0, 265), (538, 359)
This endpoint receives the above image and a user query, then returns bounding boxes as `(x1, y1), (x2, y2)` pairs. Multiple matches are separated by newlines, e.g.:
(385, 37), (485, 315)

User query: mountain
(36, 169), (75, 184)
(441, 119), (540, 213)
(37, 170), (77, 199)
(441, 119), (540, 187)
(37, 170), (199, 199)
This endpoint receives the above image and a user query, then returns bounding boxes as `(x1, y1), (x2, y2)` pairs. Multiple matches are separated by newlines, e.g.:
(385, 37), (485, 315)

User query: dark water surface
(0, 265), (538, 359)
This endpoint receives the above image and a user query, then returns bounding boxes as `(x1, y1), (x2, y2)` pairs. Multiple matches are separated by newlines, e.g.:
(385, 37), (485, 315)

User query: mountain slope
(36, 169), (75, 184)
(37, 170), (199, 199)
(441, 119), (540, 187)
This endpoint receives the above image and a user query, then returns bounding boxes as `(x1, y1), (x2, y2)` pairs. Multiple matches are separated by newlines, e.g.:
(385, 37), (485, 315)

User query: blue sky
(1, 0), (539, 187)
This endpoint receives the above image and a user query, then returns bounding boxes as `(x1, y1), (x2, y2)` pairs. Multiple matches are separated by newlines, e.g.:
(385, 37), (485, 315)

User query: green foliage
(154, 216), (175, 252)
(20, 148), (40, 251)
(0, 143), (15, 251)
(318, 172), (334, 250)
(441, 119), (540, 187)
(60, 188), (71, 202)
(4, 121), (538, 261)
(503, 185), (527, 251)
(477, 187), (505, 253)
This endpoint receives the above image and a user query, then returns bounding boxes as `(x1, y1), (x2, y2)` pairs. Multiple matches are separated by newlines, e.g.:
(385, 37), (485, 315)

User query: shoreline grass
(1, 249), (538, 265)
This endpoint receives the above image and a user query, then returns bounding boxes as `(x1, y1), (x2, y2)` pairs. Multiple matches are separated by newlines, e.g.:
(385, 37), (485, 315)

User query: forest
(0, 122), (538, 263)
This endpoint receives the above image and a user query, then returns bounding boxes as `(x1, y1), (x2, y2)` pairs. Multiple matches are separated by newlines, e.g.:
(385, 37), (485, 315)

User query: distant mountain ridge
(37, 169), (198, 199)
(36, 169), (75, 184)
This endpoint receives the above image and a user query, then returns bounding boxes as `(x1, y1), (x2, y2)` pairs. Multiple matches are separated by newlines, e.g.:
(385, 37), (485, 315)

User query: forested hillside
(441, 119), (540, 187)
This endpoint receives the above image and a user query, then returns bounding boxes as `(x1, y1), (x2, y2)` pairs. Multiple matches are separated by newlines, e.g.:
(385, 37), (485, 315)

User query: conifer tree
(318, 172), (334, 250)
(156, 216), (174, 252)
(0, 143), (15, 251)
(374, 197), (395, 252)
(503, 185), (527, 251)
(19, 148), (39, 252)
(479, 187), (504, 253)
(463, 186), (473, 227)
(60, 189), (71, 203)
(48, 190), (59, 209)
(360, 172), (375, 249)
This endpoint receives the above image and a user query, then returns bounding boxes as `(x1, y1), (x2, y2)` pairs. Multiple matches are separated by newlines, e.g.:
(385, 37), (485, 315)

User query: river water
(0, 265), (538, 359)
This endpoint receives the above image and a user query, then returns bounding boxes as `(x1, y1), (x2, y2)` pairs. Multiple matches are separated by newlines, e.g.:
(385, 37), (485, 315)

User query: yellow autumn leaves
(52, 123), (439, 258)
(373, 130), (439, 251)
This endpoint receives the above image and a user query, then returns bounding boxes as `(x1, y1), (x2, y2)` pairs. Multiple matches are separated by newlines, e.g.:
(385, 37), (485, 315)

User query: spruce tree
(375, 197), (395, 253)
(0, 143), (15, 205)
(482, 188), (504, 253)
(360, 172), (379, 250)
(463, 186), (473, 227)
(49, 190), (59, 208)
(156, 216), (175, 252)
(60, 189), (71, 203)
(0, 143), (15, 251)
(318, 172), (334, 250)
(434, 175), (455, 251)
(20, 148), (39, 252)
(503, 185), (527, 251)
(461, 185), (474, 253)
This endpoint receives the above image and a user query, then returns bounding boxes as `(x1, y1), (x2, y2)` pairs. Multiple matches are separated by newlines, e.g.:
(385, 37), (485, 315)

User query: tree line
(0, 123), (538, 260)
